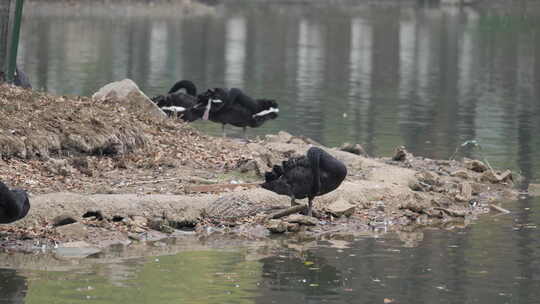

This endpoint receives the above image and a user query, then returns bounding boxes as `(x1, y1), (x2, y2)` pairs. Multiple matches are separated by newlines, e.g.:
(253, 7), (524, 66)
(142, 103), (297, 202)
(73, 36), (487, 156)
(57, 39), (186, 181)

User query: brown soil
(0, 84), (520, 253)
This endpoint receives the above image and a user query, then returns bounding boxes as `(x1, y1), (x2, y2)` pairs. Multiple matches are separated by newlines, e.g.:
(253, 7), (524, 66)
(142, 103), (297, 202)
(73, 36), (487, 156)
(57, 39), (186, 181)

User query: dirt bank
(0, 84), (520, 254)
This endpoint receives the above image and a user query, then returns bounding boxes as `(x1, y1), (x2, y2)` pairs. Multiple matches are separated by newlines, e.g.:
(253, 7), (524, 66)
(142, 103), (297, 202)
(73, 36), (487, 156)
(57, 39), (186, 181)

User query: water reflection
(0, 268), (27, 304)
(16, 1), (540, 182)
(225, 16), (247, 89)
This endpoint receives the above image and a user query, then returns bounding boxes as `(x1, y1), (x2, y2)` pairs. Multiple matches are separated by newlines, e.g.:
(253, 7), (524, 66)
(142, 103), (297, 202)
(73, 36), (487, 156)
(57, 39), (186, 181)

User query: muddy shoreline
(0, 83), (521, 256)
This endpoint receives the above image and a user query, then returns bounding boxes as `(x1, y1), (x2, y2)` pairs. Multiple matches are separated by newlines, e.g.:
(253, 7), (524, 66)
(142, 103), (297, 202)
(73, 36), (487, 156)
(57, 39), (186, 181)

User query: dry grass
(0, 84), (256, 194)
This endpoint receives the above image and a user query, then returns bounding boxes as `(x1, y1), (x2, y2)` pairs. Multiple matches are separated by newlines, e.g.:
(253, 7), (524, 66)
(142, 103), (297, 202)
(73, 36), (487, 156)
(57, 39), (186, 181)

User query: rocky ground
(0, 82), (521, 256)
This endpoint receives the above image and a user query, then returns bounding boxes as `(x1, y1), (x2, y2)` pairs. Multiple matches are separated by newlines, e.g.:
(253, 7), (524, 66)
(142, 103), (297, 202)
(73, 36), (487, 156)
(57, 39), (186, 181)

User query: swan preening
(261, 147), (347, 216)
(151, 80), (279, 137)
(150, 80), (203, 122)
(201, 87), (279, 138)
(0, 181), (30, 224)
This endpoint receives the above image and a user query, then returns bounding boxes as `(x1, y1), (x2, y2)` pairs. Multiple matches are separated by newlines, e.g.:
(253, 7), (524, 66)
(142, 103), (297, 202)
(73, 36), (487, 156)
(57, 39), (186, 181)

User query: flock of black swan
(151, 80), (279, 138)
(0, 80), (347, 226)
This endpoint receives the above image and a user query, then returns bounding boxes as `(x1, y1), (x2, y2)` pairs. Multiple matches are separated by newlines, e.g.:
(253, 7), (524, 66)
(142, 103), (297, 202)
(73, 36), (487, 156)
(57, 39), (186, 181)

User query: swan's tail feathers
(258, 99), (279, 111)
(264, 164), (285, 183)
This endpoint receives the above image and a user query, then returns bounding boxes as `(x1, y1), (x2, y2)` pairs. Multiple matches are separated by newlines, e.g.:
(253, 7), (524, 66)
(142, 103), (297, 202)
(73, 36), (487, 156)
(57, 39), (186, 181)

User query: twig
(490, 204), (511, 214)
(266, 204), (308, 220)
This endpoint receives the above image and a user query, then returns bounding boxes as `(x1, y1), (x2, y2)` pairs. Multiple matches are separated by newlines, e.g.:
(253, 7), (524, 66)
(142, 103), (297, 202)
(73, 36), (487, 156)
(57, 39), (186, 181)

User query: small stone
(44, 159), (73, 176)
(283, 214), (319, 226)
(408, 180), (424, 191)
(130, 215), (147, 226)
(237, 159), (258, 173)
(470, 182), (489, 194)
(339, 143), (367, 156)
(392, 146), (410, 161)
(481, 170), (513, 183)
(325, 198), (356, 217)
(52, 213), (78, 227)
(286, 223), (301, 232)
(148, 218), (174, 233)
(455, 182), (472, 202)
(465, 160), (488, 172)
(265, 219), (287, 233)
(415, 171), (440, 186)
(497, 170), (513, 182)
(450, 170), (470, 179)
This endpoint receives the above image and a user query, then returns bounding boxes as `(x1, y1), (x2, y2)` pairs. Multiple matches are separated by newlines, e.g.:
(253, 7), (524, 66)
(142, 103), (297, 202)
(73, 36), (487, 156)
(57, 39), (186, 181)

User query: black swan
(151, 80), (208, 122)
(199, 87), (279, 138)
(0, 181), (30, 224)
(261, 147), (347, 216)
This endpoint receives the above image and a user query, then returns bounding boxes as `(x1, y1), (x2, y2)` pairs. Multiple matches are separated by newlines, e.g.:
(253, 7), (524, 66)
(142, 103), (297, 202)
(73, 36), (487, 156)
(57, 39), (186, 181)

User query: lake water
(4, 0), (540, 303)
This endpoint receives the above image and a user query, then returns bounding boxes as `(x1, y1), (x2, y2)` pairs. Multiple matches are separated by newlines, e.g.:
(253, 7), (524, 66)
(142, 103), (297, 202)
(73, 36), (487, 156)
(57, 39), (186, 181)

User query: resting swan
(0, 181), (30, 224)
(199, 87), (279, 138)
(261, 147), (347, 216)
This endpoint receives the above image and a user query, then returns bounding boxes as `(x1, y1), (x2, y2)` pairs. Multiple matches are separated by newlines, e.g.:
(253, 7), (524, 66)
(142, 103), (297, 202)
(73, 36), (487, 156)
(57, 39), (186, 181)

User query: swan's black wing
(0, 182), (30, 224)
(308, 147), (347, 196)
(262, 156), (312, 200)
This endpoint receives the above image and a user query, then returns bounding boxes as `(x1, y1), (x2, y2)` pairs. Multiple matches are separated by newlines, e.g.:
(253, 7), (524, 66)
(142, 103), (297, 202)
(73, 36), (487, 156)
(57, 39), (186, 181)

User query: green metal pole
(6, 0), (24, 84)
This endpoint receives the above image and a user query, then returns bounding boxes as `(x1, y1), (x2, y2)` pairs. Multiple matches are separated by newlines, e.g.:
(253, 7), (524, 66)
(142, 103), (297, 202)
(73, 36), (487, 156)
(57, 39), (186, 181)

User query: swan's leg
(222, 124), (227, 138)
(242, 126), (247, 139)
(290, 197), (299, 206)
(307, 197), (314, 217)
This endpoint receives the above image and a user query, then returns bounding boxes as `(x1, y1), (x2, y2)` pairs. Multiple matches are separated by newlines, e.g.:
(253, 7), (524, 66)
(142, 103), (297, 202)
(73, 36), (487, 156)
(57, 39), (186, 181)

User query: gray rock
(415, 171), (440, 186)
(148, 218), (174, 233)
(265, 131), (293, 143)
(45, 159), (73, 176)
(340, 142), (367, 157)
(393, 146), (412, 161)
(455, 182), (472, 202)
(480, 170), (513, 183)
(408, 180), (424, 191)
(450, 170), (470, 179)
(54, 246), (102, 259)
(286, 222), (301, 232)
(92, 79), (166, 122)
(130, 215), (148, 227)
(52, 213), (78, 227)
(465, 159), (488, 173)
(55, 222), (88, 240)
(325, 198), (356, 217)
(283, 214), (319, 226)
(265, 219), (287, 233)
